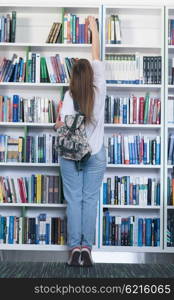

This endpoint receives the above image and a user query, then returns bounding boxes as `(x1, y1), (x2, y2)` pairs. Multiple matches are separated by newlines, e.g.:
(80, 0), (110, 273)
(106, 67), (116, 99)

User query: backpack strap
(73, 98), (80, 113)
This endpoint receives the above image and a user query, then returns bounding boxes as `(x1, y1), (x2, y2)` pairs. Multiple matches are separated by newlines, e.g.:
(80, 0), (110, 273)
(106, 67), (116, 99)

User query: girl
(55, 16), (106, 266)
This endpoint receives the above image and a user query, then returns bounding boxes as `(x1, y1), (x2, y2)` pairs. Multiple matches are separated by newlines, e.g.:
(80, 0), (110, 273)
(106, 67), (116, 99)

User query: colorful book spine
(102, 176), (160, 206)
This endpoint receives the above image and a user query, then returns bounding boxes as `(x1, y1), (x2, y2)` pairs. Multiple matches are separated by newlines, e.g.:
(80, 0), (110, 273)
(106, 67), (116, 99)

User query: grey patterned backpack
(55, 99), (92, 171)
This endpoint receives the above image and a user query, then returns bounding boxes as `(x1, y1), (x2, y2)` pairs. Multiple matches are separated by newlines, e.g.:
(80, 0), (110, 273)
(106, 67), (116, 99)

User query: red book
(133, 96), (137, 123)
(21, 178), (27, 203)
(76, 17), (79, 43)
(67, 20), (71, 43)
(153, 98), (158, 124)
(156, 99), (161, 124)
(0, 96), (3, 121)
(17, 178), (24, 203)
(139, 97), (145, 124)
(51, 56), (60, 83)
(85, 18), (89, 44)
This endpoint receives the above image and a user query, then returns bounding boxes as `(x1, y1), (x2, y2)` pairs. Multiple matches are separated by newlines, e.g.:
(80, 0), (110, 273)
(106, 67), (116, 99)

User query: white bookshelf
(0, 3), (171, 255)
(0, 3), (101, 252)
(164, 6), (174, 252)
(101, 5), (164, 251)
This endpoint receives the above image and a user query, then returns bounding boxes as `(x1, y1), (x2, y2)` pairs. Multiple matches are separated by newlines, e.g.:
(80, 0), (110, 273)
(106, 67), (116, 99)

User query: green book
(61, 8), (65, 43)
(144, 92), (150, 124)
(11, 11), (16, 42)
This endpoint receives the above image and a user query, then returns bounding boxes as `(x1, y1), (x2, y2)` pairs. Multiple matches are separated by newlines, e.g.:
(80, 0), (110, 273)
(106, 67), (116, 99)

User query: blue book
(3, 96), (8, 121)
(45, 223), (50, 244)
(145, 218), (152, 246)
(103, 182), (107, 204)
(1, 17), (5, 42)
(156, 137), (160, 165)
(13, 94), (19, 122)
(121, 218), (125, 246)
(156, 218), (160, 246)
(126, 176), (130, 205)
(117, 136), (121, 164)
(35, 223), (39, 244)
(132, 138), (136, 164)
(123, 103), (127, 123)
(134, 136), (138, 164)
(156, 183), (160, 205)
(143, 139), (147, 164)
(105, 211), (110, 246)
(81, 24), (85, 43)
(13, 62), (18, 82)
(138, 218), (143, 246)
(0, 217), (3, 242)
(8, 216), (14, 244)
(114, 135), (118, 164)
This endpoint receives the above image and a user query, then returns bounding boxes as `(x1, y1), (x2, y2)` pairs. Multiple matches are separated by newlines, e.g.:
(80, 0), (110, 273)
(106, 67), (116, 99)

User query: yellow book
(36, 174), (42, 204)
(0, 180), (3, 203)
(108, 16), (111, 43)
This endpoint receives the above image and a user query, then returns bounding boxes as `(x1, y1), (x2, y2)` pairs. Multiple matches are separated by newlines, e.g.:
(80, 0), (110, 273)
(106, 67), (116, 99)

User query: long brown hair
(69, 59), (95, 124)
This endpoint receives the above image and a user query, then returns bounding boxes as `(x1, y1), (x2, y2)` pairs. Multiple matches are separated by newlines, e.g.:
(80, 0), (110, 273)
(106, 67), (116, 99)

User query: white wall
(1, 0), (174, 7)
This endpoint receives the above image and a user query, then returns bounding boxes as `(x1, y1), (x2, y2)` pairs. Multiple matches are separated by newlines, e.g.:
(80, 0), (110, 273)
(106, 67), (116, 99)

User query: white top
(60, 60), (106, 155)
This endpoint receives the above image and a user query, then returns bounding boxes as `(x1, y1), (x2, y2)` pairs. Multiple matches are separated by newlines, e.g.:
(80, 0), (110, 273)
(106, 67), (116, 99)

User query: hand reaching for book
(87, 16), (98, 32)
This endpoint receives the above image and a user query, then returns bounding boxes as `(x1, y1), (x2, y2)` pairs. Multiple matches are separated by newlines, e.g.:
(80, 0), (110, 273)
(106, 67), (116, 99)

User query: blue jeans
(60, 145), (106, 250)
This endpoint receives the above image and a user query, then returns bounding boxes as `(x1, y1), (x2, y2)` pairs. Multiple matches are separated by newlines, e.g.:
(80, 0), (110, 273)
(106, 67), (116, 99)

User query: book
(102, 176), (160, 206)
(107, 14), (121, 44)
(106, 134), (161, 165)
(0, 213), (67, 245)
(103, 210), (160, 247)
(105, 54), (162, 85)
(0, 11), (16, 42)
(0, 53), (78, 83)
(0, 94), (58, 123)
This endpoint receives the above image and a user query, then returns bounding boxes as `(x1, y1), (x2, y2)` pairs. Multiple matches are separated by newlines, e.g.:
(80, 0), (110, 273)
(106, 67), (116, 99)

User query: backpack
(55, 99), (92, 171)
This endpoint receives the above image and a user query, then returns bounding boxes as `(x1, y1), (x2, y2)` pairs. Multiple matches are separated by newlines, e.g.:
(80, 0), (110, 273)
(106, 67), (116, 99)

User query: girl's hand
(54, 120), (64, 129)
(88, 16), (98, 32)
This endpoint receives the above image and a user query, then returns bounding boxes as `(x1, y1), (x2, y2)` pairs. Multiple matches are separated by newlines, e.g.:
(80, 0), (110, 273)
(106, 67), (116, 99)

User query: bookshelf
(0, 2), (172, 256)
(164, 6), (174, 252)
(0, 4), (101, 251)
(101, 5), (164, 251)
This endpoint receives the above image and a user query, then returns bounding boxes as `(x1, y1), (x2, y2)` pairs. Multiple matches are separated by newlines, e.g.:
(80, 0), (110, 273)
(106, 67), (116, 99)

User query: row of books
(0, 174), (64, 204)
(168, 95), (174, 123)
(167, 211), (174, 247)
(0, 95), (57, 123)
(0, 11), (16, 42)
(103, 211), (160, 247)
(0, 214), (67, 245)
(0, 53), (77, 83)
(103, 176), (160, 206)
(63, 14), (97, 44)
(46, 22), (62, 43)
(168, 19), (174, 45)
(105, 94), (161, 124)
(167, 166), (174, 206)
(105, 54), (162, 84)
(168, 134), (174, 164)
(106, 15), (121, 44)
(168, 58), (174, 85)
(105, 135), (161, 165)
(0, 134), (59, 163)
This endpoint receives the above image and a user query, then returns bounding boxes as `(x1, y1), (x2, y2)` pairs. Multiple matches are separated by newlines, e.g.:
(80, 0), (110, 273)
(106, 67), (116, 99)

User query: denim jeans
(60, 145), (106, 250)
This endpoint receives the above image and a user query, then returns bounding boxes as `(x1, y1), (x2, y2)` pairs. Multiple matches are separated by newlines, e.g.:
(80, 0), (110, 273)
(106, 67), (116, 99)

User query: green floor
(0, 262), (174, 278)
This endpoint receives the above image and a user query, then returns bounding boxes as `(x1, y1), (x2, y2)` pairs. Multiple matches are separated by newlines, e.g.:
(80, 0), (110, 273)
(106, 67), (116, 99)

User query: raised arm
(88, 16), (100, 61)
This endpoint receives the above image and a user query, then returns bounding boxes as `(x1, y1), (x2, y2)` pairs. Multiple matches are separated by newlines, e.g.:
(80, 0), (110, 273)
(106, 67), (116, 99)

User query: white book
(111, 16), (115, 43)
(45, 57), (55, 83)
(129, 96), (133, 124)
(120, 181), (125, 205)
(124, 135), (129, 164)
(35, 53), (40, 83)
(40, 97), (45, 123)
(146, 136), (150, 164)
(44, 98), (49, 123)
(143, 177), (148, 206)
(151, 178), (155, 206)
(168, 100), (174, 123)
(63, 13), (68, 44)
(45, 133), (50, 163)
(19, 217), (23, 244)
(115, 15), (121, 43)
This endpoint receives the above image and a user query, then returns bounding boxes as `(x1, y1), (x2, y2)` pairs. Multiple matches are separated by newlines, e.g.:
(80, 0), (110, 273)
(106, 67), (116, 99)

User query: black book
(147, 178), (152, 205)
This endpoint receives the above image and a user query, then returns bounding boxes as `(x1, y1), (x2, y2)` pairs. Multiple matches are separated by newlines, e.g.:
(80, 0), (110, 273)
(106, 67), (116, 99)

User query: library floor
(0, 262), (174, 278)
